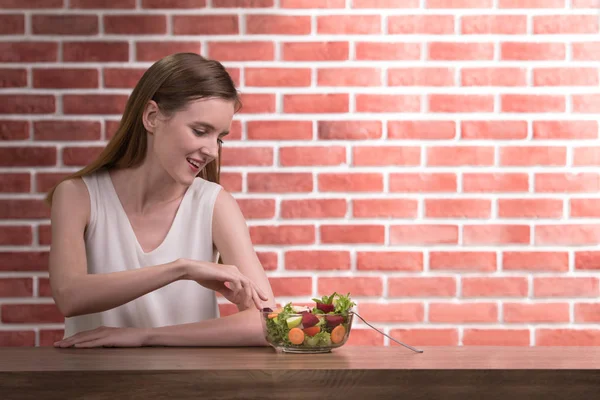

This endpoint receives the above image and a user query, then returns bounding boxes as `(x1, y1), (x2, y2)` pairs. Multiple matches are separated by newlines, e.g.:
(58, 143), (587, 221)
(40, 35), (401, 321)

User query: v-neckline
(104, 169), (192, 256)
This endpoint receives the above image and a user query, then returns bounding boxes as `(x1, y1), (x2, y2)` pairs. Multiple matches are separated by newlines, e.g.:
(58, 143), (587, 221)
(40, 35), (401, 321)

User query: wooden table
(1, 346), (599, 399)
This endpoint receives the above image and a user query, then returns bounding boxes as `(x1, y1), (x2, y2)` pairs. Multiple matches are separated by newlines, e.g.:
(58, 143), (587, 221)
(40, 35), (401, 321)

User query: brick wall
(1, 0), (600, 347)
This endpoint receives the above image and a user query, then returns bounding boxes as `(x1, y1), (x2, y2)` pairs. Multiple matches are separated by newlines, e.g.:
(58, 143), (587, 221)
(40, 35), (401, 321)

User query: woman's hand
(178, 259), (269, 310)
(54, 326), (148, 348)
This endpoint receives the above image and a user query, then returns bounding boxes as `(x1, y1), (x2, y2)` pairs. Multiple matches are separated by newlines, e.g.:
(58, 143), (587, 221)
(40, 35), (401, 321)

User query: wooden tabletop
(1, 346), (599, 399)
(1, 346), (600, 371)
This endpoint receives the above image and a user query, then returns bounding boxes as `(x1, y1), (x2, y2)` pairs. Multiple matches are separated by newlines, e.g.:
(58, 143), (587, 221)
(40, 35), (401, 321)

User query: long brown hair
(45, 52), (241, 206)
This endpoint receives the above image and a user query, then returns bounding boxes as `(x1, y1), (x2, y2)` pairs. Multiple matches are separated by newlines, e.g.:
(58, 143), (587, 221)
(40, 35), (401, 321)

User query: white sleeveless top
(63, 169), (223, 338)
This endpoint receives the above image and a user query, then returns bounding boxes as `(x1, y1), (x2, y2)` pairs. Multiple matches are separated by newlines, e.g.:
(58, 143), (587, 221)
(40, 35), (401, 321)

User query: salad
(263, 292), (356, 348)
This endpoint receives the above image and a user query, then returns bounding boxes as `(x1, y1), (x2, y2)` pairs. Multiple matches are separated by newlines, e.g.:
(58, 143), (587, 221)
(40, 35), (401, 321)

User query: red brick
(269, 277), (312, 297)
(39, 330), (64, 346)
(213, 0), (272, 6)
(430, 251), (496, 272)
(318, 277), (383, 296)
(72, 0), (136, 7)
(246, 15), (310, 35)
(0, 68), (27, 88)
(104, 15), (166, 34)
(285, 251), (351, 271)
(359, 303), (424, 323)
(345, 329), (384, 346)
(501, 42), (565, 60)
(237, 94), (275, 114)
(318, 121), (382, 140)
(429, 303), (497, 323)
(248, 121), (312, 140)
(573, 42), (600, 61)
(503, 251), (569, 272)
(502, 94), (566, 113)
(463, 329), (529, 346)
(0, 200), (50, 219)
(208, 41), (274, 61)
(62, 146), (104, 166)
(317, 15), (380, 34)
(464, 173), (528, 192)
(281, 199), (347, 218)
(283, 42), (349, 61)
(573, 94), (600, 113)
(0, 173), (30, 192)
(249, 226), (314, 245)
(1, 0), (62, 7)
(388, 68), (455, 86)
(246, 68), (311, 87)
(572, 0), (600, 7)
(357, 252), (423, 272)
(388, 15), (454, 34)
(353, 146), (420, 166)
(257, 252), (277, 271)
(427, 0), (492, 6)
(221, 147), (273, 167)
(390, 173), (457, 192)
(572, 199), (600, 217)
(536, 224), (600, 245)
(32, 15), (98, 35)
(279, 146), (346, 167)
(573, 147), (600, 166)
(575, 303), (600, 322)
(504, 303), (569, 323)
(534, 68), (598, 86)
(499, 0), (565, 7)
(103, 68), (145, 88)
(534, 277), (599, 297)
(135, 41), (201, 62)
(463, 277), (528, 297)
(429, 42), (493, 60)
(63, 94), (127, 115)
(355, 42), (420, 60)
(318, 68), (381, 86)
(33, 68), (98, 89)
(35, 172), (70, 193)
(283, 0), (344, 6)
(0, 278), (33, 297)
(236, 199), (275, 219)
(499, 199), (563, 218)
(353, 0), (419, 6)
(63, 41), (129, 62)
(173, 15), (237, 35)
(461, 120), (527, 140)
(461, 68), (527, 86)
(534, 121), (598, 140)
(425, 199), (491, 218)
(248, 173), (312, 193)
(462, 15), (526, 34)
(389, 277), (456, 297)
(284, 94), (348, 113)
(389, 329), (458, 346)
(318, 173), (383, 192)
(427, 146), (494, 166)
(537, 329), (600, 346)
(1, 304), (64, 323)
(0, 227), (32, 246)
(38, 225), (51, 246)
(535, 173), (600, 193)
(0, 42), (58, 63)
(390, 225), (458, 245)
(320, 225), (385, 244)
(464, 225), (530, 245)
(501, 146), (566, 166)
(356, 95), (420, 112)
(219, 173), (242, 192)
(0, 147), (56, 167)
(353, 199), (417, 218)
(0, 331), (35, 347)
(0, 14), (24, 35)
(534, 15), (598, 34)
(0, 252), (49, 272)
(0, 95), (55, 114)
(429, 95), (494, 112)
(388, 121), (455, 140)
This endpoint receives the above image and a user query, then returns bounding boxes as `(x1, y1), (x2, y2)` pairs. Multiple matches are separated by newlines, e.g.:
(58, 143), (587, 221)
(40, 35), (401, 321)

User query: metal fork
(353, 312), (424, 353)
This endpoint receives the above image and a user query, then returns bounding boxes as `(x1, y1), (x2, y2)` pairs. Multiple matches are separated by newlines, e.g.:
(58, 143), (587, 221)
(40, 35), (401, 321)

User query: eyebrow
(191, 122), (230, 136)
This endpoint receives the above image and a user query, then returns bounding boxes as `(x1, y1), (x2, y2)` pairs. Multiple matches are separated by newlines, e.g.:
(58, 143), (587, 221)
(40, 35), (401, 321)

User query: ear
(142, 100), (160, 134)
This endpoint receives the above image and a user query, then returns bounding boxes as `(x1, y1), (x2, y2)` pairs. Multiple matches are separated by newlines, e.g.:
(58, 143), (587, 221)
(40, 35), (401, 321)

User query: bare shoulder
(51, 177), (91, 226)
(212, 187), (245, 226)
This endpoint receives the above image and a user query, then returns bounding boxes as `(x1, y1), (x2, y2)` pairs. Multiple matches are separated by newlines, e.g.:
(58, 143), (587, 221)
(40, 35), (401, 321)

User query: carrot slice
(267, 313), (278, 319)
(303, 326), (320, 337)
(331, 324), (346, 344)
(289, 328), (305, 345)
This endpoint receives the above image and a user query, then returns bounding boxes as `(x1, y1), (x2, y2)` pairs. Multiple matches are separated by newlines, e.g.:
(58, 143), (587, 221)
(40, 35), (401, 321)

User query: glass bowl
(261, 309), (354, 354)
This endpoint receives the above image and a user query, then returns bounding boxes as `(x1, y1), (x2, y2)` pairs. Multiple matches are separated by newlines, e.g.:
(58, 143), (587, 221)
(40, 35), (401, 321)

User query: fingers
(55, 327), (107, 348)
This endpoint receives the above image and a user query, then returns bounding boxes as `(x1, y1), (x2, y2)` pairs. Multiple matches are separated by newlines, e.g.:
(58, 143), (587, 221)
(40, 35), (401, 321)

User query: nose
(200, 141), (219, 161)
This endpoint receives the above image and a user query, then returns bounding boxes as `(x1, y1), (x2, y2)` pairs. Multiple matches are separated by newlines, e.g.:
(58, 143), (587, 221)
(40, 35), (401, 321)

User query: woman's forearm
(144, 308), (270, 347)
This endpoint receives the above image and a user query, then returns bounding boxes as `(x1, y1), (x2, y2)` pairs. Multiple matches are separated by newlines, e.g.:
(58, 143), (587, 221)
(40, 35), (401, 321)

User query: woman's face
(145, 97), (235, 185)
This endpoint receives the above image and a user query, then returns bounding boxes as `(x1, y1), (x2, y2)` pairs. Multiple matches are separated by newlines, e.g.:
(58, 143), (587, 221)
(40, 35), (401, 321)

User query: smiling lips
(186, 157), (204, 171)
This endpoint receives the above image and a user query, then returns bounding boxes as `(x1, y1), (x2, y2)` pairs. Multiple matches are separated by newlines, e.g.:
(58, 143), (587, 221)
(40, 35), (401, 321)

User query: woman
(47, 53), (277, 348)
